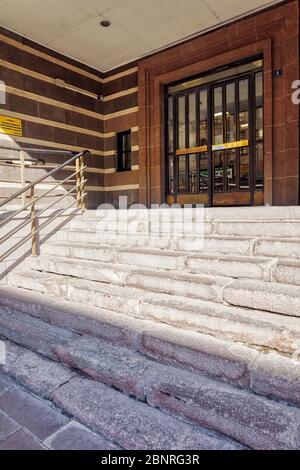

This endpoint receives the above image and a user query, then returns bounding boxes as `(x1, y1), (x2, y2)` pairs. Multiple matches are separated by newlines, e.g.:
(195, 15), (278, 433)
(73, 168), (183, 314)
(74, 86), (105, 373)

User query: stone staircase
(1, 206), (300, 449)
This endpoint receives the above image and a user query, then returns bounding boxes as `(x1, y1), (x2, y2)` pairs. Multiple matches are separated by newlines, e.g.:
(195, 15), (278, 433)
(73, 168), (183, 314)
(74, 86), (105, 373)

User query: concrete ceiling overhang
(0, 0), (284, 72)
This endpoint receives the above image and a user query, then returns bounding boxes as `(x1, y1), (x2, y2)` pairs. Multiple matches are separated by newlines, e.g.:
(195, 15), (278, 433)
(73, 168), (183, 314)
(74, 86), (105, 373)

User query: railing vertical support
(30, 185), (37, 257)
(76, 157), (81, 209)
(20, 150), (26, 208)
(80, 154), (86, 211)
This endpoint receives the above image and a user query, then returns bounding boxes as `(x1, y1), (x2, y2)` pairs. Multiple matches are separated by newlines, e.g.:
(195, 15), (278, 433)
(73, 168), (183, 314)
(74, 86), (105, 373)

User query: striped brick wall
(102, 64), (139, 207)
(0, 27), (140, 208)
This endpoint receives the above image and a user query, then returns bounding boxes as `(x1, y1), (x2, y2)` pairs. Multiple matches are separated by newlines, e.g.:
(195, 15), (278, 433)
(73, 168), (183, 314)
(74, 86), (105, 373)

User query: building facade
(0, 0), (299, 208)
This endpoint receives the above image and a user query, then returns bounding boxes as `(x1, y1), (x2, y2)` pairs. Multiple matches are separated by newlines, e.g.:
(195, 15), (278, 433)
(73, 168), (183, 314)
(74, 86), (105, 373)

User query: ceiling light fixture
(100, 20), (111, 28)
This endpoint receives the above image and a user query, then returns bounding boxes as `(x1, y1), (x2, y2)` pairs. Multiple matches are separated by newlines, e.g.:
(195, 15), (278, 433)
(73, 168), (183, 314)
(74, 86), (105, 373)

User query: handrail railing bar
(0, 193), (86, 264)
(0, 151), (85, 209)
(30, 179), (87, 221)
(0, 169), (80, 228)
(0, 181), (86, 247)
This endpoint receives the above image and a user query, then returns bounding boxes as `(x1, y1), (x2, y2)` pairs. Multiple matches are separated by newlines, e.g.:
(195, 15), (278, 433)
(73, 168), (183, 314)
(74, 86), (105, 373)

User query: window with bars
(117, 130), (131, 171)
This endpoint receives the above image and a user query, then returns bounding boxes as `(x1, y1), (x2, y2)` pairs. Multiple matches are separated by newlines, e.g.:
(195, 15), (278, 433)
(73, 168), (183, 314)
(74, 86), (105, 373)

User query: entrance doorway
(166, 58), (264, 206)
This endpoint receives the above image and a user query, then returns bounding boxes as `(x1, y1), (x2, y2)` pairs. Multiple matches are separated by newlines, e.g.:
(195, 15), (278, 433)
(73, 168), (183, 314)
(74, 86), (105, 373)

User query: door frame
(165, 60), (264, 207)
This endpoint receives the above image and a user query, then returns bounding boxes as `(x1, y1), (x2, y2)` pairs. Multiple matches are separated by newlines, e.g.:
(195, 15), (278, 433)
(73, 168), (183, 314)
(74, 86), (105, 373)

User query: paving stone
(51, 377), (244, 450)
(4, 348), (74, 398)
(56, 337), (154, 400)
(0, 389), (69, 440)
(44, 421), (120, 450)
(146, 369), (300, 450)
(0, 308), (79, 360)
(0, 410), (20, 442)
(0, 429), (46, 450)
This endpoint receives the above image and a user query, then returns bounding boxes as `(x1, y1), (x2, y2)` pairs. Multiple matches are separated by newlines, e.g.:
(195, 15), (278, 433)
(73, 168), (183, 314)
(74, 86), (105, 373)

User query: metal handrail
(0, 151), (88, 209)
(0, 148), (89, 261)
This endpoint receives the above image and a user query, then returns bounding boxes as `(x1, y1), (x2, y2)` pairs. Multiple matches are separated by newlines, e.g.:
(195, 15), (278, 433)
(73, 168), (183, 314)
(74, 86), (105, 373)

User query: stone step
(26, 256), (131, 286)
(0, 307), (79, 360)
(80, 206), (300, 222)
(275, 259), (300, 286)
(56, 335), (300, 409)
(56, 229), (255, 254)
(0, 341), (244, 450)
(8, 269), (143, 317)
(7, 268), (300, 350)
(42, 242), (187, 271)
(145, 365), (300, 450)
(203, 206), (300, 221)
(51, 371), (300, 450)
(21, 260), (231, 303)
(186, 253), (275, 280)
(51, 376), (244, 450)
(0, 286), (260, 388)
(42, 242), (276, 280)
(2, 285), (300, 409)
(71, 215), (300, 239)
(215, 220), (300, 238)
(2, 284), (300, 385)
(224, 279), (300, 316)
(0, 340), (75, 398)
(254, 237), (300, 258)
(70, 217), (210, 236)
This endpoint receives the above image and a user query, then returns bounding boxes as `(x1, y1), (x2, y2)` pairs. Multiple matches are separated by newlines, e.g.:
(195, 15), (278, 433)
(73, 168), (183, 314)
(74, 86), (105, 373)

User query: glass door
(166, 59), (264, 206)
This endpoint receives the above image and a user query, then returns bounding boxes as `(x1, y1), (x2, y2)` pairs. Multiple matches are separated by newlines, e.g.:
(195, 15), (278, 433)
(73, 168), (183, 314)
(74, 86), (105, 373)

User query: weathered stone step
(42, 242), (276, 280)
(125, 269), (229, 301)
(70, 217), (210, 236)
(57, 335), (300, 408)
(8, 269), (143, 316)
(145, 365), (300, 450)
(56, 229), (255, 254)
(51, 376), (244, 450)
(14, 262), (230, 303)
(51, 371), (300, 450)
(216, 220), (300, 238)
(0, 307), (79, 360)
(254, 238), (300, 259)
(204, 206), (300, 221)
(0, 286), (260, 388)
(0, 340), (74, 398)
(224, 279), (300, 316)
(42, 242), (188, 271)
(187, 253), (275, 280)
(140, 296), (300, 354)
(2, 285), (300, 398)
(80, 206), (300, 223)
(8, 267), (300, 349)
(275, 259), (300, 286)
(26, 256), (131, 286)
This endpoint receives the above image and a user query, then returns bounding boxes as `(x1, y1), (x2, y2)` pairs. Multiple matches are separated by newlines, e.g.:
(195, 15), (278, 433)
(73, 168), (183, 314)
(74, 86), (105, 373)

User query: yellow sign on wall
(0, 115), (23, 136)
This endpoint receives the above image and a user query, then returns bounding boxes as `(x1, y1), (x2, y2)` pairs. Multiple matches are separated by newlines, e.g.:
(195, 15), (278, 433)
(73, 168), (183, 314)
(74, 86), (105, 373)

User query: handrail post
(20, 150), (26, 208)
(30, 186), (38, 257)
(75, 157), (81, 209)
(80, 154), (86, 211)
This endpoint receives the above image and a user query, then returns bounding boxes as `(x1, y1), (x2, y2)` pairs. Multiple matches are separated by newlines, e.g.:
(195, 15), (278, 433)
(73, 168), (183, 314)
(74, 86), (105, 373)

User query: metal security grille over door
(166, 59), (264, 206)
